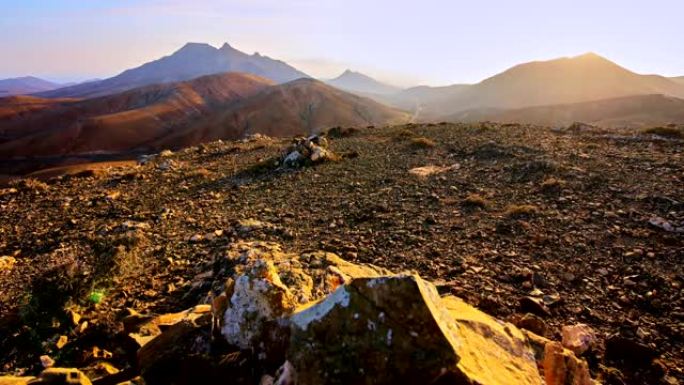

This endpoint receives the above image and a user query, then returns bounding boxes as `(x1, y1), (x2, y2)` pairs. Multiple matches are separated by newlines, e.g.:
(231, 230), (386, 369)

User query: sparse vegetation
(504, 204), (539, 218)
(539, 177), (565, 193)
(0, 122), (682, 383)
(326, 126), (359, 138)
(392, 128), (415, 140)
(462, 193), (490, 209)
(409, 137), (436, 149)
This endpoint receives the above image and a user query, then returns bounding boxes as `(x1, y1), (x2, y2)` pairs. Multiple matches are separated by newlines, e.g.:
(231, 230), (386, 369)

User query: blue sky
(1, 0), (682, 85)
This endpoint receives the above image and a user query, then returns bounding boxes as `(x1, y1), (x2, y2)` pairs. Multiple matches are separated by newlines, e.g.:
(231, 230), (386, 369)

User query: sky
(1, 0), (683, 86)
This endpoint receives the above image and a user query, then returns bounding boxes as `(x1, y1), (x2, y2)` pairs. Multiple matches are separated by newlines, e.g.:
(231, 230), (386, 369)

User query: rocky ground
(0, 123), (682, 384)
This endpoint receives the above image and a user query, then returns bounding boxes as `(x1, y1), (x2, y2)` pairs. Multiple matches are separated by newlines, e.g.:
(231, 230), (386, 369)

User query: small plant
(462, 193), (490, 209)
(409, 137), (436, 149)
(88, 290), (106, 304)
(641, 126), (684, 139)
(505, 204), (539, 218)
(539, 178), (564, 193)
(325, 126), (359, 138)
(393, 128), (415, 139)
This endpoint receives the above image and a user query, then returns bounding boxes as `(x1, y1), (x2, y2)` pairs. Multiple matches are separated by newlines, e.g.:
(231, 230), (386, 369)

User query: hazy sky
(1, 0), (682, 86)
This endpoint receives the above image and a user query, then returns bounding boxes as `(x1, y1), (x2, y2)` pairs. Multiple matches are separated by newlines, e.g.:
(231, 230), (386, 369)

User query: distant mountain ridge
(38, 43), (310, 99)
(0, 73), (408, 162)
(0, 76), (63, 96)
(369, 53), (684, 121)
(450, 53), (684, 110)
(325, 70), (401, 95)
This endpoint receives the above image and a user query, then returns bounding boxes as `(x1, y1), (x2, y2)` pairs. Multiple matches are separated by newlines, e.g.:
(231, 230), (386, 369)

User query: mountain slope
(671, 76), (684, 85)
(151, 78), (410, 147)
(0, 77), (62, 96)
(325, 70), (401, 95)
(451, 94), (684, 128)
(0, 72), (274, 157)
(0, 76), (408, 161)
(39, 43), (309, 98)
(415, 53), (684, 118)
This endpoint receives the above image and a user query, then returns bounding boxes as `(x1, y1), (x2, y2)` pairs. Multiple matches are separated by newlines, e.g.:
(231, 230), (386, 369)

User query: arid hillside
(0, 73), (273, 158)
(0, 75), (408, 169)
(451, 94), (684, 128)
(0, 123), (681, 384)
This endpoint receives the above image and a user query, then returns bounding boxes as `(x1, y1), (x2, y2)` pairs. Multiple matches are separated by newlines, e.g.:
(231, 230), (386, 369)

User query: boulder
(561, 324), (597, 355)
(282, 136), (338, 167)
(221, 259), (298, 350)
(543, 342), (595, 385)
(135, 305), (212, 383)
(127, 305), (211, 348)
(217, 242), (390, 357)
(605, 335), (659, 366)
(287, 275), (544, 385)
(524, 331), (596, 385)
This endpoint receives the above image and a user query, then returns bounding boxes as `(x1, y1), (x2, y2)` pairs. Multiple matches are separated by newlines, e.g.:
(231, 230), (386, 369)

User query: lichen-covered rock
(287, 275), (544, 385)
(218, 242), (389, 355)
(221, 259), (298, 350)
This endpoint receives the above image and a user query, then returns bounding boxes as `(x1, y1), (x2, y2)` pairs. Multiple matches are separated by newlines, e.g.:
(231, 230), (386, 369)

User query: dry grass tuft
(392, 128), (415, 140)
(462, 194), (490, 209)
(539, 178), (565, 193)
(325, 126), (359, 138)
(505, 204), (539, 218)
(409, 137), (436, 149)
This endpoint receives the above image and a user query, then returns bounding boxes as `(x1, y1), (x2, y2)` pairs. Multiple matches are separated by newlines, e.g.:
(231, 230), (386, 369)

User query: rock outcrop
(212, 242), (595, 385)
(282, 136), (339, 167)
(0, 242), (597, 385)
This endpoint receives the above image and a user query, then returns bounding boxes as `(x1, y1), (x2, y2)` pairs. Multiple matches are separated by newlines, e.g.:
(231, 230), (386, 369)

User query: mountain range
(0, 76), (65, 97)
(0, 73), (407, 162)
(377, 53), (684, 120)
(1, 43), (684, 175)
(325, 70), (401, 95)
(37, 43), (310, 99)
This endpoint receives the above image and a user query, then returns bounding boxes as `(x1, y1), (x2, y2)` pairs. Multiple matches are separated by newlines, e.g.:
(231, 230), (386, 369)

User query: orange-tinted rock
(287, 275), (544, 385)
(543, 341), (596, 385)
(561, 324), (597, 355)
